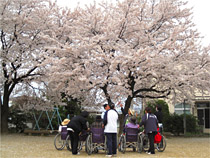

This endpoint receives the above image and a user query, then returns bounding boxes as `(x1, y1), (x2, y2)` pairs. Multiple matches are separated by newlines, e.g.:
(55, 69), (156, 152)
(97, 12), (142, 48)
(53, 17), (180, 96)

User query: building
(194, 96), (210, 133)
(171, 94), (210, 134)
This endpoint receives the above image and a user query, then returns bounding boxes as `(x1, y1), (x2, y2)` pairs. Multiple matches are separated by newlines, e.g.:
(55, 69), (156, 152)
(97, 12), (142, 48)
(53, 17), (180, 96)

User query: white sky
(56, 0), (210, 47)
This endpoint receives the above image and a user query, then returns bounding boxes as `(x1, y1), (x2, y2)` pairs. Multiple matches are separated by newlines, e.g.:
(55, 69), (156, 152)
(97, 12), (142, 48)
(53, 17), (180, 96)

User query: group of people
(62, 102), (163, 156)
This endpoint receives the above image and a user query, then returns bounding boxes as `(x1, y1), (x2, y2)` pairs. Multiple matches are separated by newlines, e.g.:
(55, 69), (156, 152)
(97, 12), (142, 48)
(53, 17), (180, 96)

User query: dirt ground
(1, 134), (210, 158)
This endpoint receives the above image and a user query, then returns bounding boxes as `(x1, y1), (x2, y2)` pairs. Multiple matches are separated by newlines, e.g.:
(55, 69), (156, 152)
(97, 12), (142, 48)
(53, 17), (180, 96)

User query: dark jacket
(154, 111), (163, 123)
(121, 107), (131, 127)
(140, 113), (158, 134)
(67, 112), (88, 133)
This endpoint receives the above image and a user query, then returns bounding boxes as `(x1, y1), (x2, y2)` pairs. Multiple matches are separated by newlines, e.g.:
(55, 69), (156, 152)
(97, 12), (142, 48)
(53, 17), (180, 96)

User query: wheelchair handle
(67, 128), (74, 132)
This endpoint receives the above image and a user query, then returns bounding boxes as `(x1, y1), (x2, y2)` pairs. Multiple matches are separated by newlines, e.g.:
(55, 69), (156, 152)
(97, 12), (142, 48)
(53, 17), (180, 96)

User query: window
(174, 103), (191, 115)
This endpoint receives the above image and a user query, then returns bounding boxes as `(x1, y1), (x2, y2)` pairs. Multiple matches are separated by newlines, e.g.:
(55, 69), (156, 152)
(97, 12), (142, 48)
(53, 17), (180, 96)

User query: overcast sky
(56, 0), (210, 47)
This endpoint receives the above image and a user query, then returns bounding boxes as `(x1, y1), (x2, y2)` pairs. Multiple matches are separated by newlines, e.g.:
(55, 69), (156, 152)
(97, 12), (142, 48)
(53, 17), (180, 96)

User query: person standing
(67, 111), (89, 155)
(140, 107), (158, 155)
(118, 102), (135, 127)
(154, 105), (163, 134)
(101, 103), (110, 119)
(103, 103), (118, 157)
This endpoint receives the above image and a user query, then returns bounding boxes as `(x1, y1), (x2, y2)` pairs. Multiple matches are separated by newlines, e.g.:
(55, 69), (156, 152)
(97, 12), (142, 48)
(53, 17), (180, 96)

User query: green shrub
(184, 114), (200, 133)
(165, 113), (183, 135)
(164, 113), (200, 135)
(8, 108), (31, 133)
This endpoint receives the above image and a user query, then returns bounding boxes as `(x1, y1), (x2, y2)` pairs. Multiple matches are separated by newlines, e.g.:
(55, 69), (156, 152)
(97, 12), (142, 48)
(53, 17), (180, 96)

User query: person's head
(80, 111), (89, 118)
(130, 116), (136, 124)
(156, 105), (162, 111)
(95, 115), (102, 122)
(128, 108), (135, 116)
(103, 104), (110, 111)
(145, 107), (152, 114)
(109, 102), (115, 109)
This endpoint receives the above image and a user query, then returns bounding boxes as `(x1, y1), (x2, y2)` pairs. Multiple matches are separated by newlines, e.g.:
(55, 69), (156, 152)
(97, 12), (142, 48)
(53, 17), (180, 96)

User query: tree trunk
(118, 95), (133, 135)
(118, 114), (124, 136)
(1, 95), (9, 133)
(1, 82), (16, 134)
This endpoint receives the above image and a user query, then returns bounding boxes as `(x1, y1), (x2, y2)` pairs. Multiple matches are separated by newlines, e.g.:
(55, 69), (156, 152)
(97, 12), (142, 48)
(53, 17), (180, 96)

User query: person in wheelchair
(125, 116), (139, 129)
(124, 116), (140, 151)
(86, 115), (105, 154)
(59, 119), (70, 140)
(118, 116), (141, 153)
(91, 115), (103, 128)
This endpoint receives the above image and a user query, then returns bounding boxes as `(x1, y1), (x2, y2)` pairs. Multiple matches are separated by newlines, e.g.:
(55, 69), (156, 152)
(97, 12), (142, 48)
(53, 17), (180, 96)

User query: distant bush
(164, 113), (183, 135)
(164, 113), (200, 135)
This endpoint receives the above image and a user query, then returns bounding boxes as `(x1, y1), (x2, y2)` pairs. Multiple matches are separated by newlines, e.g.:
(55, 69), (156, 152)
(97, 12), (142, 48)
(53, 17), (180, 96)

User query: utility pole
(183, 99), (186, 135)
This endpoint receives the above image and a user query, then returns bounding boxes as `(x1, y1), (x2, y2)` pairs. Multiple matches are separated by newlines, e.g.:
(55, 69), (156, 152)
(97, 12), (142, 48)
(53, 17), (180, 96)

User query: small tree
(146, 99), (170, 124)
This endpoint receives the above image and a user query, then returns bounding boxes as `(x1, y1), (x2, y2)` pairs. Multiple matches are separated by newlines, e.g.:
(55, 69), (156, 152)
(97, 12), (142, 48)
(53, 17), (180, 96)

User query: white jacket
(104, 109), (118, 133)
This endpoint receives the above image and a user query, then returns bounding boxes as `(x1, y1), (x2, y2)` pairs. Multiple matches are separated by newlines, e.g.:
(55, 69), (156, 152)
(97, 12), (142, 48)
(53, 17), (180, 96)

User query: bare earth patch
(1, 134), (210, 158)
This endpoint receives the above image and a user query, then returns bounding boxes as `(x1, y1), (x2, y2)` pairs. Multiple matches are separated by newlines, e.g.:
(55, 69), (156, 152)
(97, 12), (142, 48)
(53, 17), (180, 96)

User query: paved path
(1, 134), (210, 158)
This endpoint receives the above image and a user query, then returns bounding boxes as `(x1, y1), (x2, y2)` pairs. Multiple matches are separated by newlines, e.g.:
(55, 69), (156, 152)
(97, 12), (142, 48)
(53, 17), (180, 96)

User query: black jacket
(154, 111), (163, 123)
(121, 107), (131, 127)
(67, 112), (88, 133)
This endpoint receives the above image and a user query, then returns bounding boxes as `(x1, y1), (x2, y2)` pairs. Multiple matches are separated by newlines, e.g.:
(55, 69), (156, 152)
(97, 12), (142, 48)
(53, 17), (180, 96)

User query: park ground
(1, 134), (210, 158)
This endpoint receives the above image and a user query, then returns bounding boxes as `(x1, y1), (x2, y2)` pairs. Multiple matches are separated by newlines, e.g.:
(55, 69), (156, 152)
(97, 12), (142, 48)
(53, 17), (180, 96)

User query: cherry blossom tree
(0, 0), (65, 133)
(44, 0), (210, 131)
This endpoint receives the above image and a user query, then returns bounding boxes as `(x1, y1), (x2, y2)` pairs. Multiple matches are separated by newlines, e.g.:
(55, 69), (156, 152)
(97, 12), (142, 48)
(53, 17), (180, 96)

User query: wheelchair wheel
(78, 141), (82, 151)
(65, 135), (71, 151)
(94, 147), (99, 153)
(54, 133), (66, 150)
(85, 134), (92, 155)
(142, 135), (149, 152)
(120, 135), (126, 154)
(104, 134), (109, 155)
(156, 135), (166, 152)
(137, 134), (143, 153)
(118, 135), (122, 152)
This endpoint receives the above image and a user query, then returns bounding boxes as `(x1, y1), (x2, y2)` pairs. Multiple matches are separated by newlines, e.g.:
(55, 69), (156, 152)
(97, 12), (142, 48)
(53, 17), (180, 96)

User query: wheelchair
(78, 130), (89, 151)
(140, 128), (167, 152)
(118, 127), (143, 153)
(65, 128), (89, 152)
(85, 127), (107, 155)
(54, 125), (71, 150)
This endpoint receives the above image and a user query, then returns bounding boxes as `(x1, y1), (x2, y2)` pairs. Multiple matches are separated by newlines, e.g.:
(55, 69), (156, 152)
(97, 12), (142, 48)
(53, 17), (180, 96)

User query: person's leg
(72, 132), (79, 155)
(147, 133), (151, 152)
(148, 132), (155, 154)
(69, 132), (75, 154)
(112, 133), (117, 155)
(106, 133), (112, 155)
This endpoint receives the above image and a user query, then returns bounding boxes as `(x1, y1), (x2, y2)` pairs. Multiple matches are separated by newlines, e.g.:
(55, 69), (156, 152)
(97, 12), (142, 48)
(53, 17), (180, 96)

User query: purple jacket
(125, 123), (139, 129)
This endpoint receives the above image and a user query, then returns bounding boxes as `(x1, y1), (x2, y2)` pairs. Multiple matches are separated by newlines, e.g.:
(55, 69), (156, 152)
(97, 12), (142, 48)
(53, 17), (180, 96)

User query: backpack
(154, 127), (162, 143)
